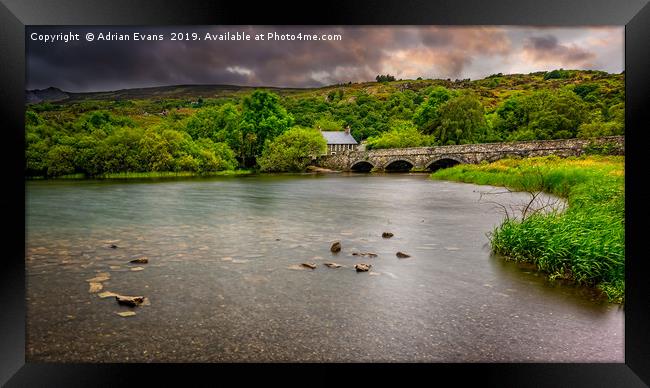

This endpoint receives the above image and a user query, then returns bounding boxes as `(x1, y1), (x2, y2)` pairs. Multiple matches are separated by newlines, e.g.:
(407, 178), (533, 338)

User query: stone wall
(316, 136), (625, 171)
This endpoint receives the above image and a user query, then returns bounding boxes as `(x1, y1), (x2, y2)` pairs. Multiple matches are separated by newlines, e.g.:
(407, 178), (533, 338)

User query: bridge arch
(426, 156), (468, 172)
(350, 160), (375, 172)
(383, 158), (416, 172)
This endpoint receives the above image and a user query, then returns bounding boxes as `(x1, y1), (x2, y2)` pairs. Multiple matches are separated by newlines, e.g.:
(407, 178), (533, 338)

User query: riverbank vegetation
(26, 69), (624, 176)
(431, 155), (625, 302)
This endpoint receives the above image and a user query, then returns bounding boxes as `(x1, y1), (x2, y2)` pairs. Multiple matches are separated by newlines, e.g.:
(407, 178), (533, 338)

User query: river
(25, 173), (623, 362)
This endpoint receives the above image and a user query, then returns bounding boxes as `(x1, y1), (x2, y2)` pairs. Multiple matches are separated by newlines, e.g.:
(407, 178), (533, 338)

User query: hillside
(25, 69), (624, 177)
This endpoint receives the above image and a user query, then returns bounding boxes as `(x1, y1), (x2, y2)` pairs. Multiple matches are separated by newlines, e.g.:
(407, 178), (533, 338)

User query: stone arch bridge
(317, 136), (624, 172)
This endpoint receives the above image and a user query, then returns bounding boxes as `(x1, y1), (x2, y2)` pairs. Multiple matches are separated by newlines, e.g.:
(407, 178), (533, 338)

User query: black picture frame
(1, 0), (649, 386)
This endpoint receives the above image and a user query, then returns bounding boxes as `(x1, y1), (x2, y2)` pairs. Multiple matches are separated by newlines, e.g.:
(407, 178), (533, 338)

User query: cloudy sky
(26, 26), (624, 92)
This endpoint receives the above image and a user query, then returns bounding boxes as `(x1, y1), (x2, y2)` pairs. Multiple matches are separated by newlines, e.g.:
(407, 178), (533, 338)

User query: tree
(365, 120), (436, 150)
(314, 115), (344, 131)
(544, 68), (572, 80)
(413, 87), (454, 134)
(184, 103), (243, 159)
(240, 91), (294, 162)
(493, 96), (528, 134)
(257, 127), (327, 172)
(46, 144), (76, 176)
(524, 90), (587, 139)
(494, 89), (588, 141)
(436, 93), (487, 145)
(375, 74), (396, 82)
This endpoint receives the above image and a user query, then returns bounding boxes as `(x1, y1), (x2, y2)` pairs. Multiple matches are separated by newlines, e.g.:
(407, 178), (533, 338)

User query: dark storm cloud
(26, 26), (622, 92)
(522, 34), (596, 66)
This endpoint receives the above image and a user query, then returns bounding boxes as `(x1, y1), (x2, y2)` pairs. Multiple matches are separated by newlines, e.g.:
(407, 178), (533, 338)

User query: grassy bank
(27, 170), (253, 180)
(431, 155), (624, 302)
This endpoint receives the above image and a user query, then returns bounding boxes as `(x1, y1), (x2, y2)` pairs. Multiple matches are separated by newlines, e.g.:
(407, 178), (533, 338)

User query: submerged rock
(115, 295), (145, 307)
(396, 252), (411, 258)
(130, 258), (148, 264)
(355, 263), (371, 272)
(324, 262), (342, 268)
(98, 291), (119, 299)
(382, 232), (394, 238)
(86, 275), (110, 283)
(301, 263), (317, 270)
(88, 282), (103, 293)
(330, 241), (341, 253)
(352, 252), (378, 257)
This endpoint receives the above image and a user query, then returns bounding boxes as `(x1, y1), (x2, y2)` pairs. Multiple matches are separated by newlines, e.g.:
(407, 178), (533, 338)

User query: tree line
(26, 70), (624, 176)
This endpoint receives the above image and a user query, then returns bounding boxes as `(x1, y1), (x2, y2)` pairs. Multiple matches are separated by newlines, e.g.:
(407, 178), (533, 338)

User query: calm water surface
(25, 173), (623, 362)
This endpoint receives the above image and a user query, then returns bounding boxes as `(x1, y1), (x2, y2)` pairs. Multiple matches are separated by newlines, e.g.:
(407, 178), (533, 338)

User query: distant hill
(26, 69), (624, 114)
(26, 87), (70, 104)
(26, 84), (311, 105)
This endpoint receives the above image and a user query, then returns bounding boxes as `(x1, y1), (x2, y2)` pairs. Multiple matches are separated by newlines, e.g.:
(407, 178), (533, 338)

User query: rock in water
(330, 241), (341, 253)
(116, 311), (136, 317)
(109, 244), (118, 249)
(88, 282), (103, 293)
(115, 295), (145, 307)
(355, 263), (371, 272)
(130, 258), (148, 264)
(352, 252), (378, 257)
(324, 262), (342, 268)
(98, 291), (119, 299)
(301, 263), (317, 269)
(382, 232), (394, 238)
(396, 252), (411, 258)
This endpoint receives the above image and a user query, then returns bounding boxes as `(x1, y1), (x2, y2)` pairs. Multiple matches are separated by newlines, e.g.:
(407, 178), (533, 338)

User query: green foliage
(432, 156), (625, 302)
(257, 127), (327, 172)
(578, 121), (624, 138)
(435, 92), (487, 145)
(413, 86), (455, 134)
(544, 68), (573, 80)
(314, 115), (344, 131)
(524, 90), (587, 139)
(46, 144), (76, 176)
(326, 89), (344, 102)
(492, 90), (589, 141)
(183, 103), (243, 156)
(240, 90), (294, 160)
(366, 120), (436, 150)
(25, 70), (625, 177)
(375, 74), (396, 82)
(572, 83), (599, 100)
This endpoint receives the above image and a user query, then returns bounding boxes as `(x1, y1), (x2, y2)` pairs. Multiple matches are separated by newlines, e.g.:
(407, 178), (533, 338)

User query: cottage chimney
(345, 125), (350, 135)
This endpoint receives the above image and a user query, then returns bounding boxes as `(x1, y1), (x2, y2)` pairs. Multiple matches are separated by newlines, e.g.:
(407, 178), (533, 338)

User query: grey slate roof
(321, 131), (358, 145)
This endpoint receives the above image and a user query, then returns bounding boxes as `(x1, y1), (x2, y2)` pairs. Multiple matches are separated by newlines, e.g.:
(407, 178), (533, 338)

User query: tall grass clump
(431, 155), (624, 302)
